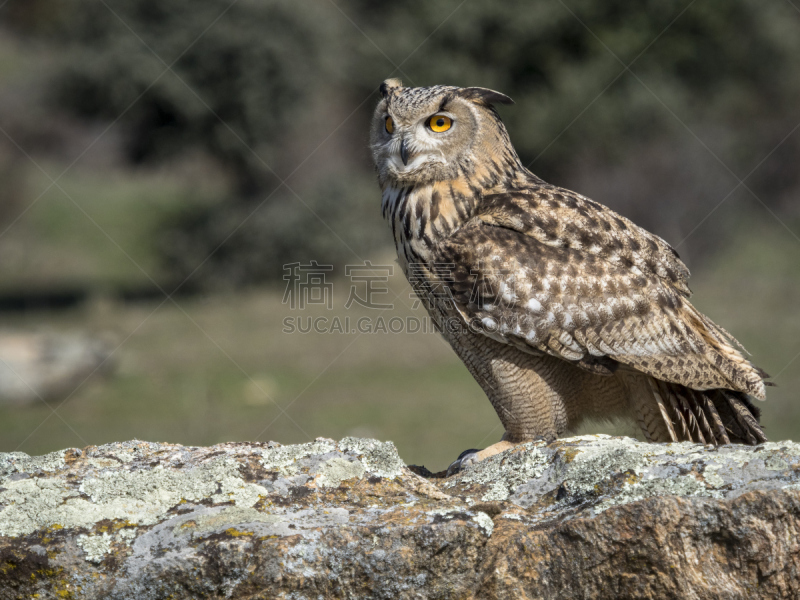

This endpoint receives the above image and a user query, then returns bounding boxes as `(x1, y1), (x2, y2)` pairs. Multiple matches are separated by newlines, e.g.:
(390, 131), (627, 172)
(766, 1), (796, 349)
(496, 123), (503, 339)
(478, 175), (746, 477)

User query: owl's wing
(479, 188), (692, 296)
(432, 193), (766, 399)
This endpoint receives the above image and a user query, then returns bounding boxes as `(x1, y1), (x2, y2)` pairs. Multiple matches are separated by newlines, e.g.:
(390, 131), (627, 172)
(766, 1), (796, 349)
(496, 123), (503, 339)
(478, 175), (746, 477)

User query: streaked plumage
(370, 78), (768, 452)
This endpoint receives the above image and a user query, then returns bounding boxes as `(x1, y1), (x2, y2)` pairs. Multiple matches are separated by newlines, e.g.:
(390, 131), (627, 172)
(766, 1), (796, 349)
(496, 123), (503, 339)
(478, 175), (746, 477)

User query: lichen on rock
(2, 435), (800, 599)
(339, 436), (405, 478)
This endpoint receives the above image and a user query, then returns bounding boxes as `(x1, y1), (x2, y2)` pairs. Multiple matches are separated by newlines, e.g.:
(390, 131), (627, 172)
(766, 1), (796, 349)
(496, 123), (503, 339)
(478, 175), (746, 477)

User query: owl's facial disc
(380, 109), (465, 182)
(370, 88), (490, 185)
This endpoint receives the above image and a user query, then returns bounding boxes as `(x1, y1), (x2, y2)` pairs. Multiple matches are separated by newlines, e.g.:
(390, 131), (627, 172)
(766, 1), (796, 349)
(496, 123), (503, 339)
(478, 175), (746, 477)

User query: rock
(0, 331), (114, 405)
(1, 435), (799, 599)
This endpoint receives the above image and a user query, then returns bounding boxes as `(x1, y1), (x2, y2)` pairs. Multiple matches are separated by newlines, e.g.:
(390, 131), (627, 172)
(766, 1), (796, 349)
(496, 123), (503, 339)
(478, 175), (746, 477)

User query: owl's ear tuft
(457, 87), (514, 107)
(380, 78), (403, 98)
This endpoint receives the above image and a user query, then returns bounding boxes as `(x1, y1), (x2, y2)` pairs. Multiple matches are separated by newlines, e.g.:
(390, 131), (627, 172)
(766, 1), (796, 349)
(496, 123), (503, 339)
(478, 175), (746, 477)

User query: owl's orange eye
(428, 114), (452, 133)
(385, 116), (394, 134)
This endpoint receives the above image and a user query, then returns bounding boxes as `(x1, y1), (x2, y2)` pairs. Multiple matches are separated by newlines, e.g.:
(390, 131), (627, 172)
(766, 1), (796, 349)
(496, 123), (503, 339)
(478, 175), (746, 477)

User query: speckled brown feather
(371, 80), (768, 446)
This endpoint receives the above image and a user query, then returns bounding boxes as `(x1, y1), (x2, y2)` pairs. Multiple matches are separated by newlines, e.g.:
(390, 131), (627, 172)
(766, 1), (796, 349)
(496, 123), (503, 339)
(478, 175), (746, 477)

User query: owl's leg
(445, 345), (583, 473)
(442, 336), (577, 473)
(484, 350), (574, 443)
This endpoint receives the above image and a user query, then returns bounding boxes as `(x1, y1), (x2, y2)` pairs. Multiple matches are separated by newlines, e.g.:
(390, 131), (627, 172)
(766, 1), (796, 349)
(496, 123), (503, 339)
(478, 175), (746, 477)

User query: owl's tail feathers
(687, 306), (771, 400)
(713, 389), (767, 445)
(644, 379), (767, 445)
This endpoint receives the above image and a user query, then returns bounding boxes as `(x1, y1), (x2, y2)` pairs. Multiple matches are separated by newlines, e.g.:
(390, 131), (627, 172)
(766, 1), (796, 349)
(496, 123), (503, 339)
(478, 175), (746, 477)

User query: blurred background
(0, 0), (798, 470)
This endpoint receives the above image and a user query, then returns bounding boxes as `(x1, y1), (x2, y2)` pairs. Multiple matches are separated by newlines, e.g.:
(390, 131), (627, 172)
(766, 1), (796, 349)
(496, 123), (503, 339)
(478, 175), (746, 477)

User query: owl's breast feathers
(381, 148), (528, 265)
(387, 178), (768, 400)
(382, 177), (483, 269)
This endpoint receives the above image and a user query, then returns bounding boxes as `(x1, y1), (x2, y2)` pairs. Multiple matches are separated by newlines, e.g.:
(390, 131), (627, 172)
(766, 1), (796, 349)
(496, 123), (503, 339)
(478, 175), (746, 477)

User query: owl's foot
(446, 440), (517, 476)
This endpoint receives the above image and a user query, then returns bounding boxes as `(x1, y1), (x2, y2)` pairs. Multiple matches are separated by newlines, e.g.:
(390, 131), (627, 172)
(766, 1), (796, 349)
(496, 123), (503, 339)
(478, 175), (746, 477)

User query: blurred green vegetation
(0, 1), (797, 465)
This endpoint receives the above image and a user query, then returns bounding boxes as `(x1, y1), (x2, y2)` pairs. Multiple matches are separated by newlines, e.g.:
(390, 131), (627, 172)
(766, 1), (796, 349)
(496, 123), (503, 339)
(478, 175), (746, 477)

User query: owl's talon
(446, 440), (518, 476)
(446, 449), (481, 476)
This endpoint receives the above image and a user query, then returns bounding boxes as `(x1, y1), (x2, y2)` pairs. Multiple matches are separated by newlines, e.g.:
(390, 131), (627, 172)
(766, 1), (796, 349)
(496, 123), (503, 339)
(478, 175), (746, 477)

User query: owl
(370, 78), (769, 470)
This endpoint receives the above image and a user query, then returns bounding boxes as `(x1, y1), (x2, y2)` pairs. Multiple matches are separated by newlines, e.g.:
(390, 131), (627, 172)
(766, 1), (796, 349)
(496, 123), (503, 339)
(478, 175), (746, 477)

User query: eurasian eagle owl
(369, 78), (768, 469)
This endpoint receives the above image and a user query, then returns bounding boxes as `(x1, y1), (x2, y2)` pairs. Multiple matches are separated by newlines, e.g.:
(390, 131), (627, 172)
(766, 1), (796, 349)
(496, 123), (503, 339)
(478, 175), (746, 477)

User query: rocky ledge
(2, 435), (800, 599)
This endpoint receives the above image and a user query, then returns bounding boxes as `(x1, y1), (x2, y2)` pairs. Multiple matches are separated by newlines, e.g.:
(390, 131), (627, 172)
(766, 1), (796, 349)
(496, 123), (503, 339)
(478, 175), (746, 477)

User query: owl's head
(370, 79), (514, 186)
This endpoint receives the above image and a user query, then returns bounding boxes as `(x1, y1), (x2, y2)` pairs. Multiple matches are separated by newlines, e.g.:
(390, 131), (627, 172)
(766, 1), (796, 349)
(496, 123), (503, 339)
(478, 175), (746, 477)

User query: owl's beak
(400, 139), (409, 166)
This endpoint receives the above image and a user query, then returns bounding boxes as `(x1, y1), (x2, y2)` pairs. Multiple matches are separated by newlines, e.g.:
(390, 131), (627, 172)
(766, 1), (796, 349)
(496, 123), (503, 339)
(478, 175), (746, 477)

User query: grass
(0, 283), (503, 470)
